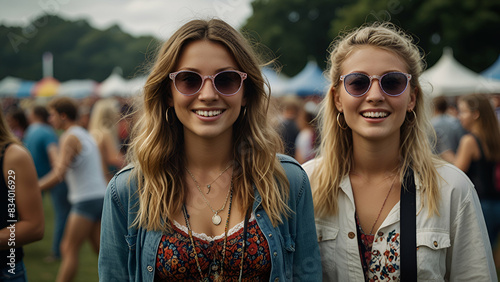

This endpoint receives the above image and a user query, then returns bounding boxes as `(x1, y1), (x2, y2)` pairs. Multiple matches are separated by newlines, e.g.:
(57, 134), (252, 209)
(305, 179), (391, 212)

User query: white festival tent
(98, 68), (129, 98)
(261, 67), (289, 97)
(58, 79), (98, 99)
(420, 48), (500, 97)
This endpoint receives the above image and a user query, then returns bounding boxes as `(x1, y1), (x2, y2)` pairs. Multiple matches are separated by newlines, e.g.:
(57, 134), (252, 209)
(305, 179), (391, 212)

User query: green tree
(330, 0), (500, 72)
(243, 0), (350, 76)
(0, 15), (158, 81)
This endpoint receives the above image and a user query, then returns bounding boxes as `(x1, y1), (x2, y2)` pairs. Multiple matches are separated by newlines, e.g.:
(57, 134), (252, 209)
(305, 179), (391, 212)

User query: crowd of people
(1, 18), (500, 282)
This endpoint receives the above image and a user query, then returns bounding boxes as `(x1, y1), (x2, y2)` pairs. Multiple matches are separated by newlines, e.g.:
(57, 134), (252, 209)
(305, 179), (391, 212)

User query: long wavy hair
(312, 22), (441, 218)
(128, 19), (289, 232)
(88, 98), (120, 145)
(458, 94), (500, 161)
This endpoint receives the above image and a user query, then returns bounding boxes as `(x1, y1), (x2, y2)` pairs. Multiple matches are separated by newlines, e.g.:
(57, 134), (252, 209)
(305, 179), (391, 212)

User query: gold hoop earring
(242, 107), (247, 118)
(166, 107), (173, 124)
(337, 112), (348, 130)
(406, 109), (417, 125)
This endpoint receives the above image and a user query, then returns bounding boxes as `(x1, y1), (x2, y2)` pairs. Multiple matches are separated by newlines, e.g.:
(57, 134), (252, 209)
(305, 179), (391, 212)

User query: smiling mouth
(361, 112), (389, 118)
(194, 110), (225, 117)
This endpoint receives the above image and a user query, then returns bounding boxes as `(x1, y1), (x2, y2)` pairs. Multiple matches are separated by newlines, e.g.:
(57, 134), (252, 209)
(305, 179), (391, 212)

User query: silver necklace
(186, 167), (233, 225)
(186, 163), (232, 194)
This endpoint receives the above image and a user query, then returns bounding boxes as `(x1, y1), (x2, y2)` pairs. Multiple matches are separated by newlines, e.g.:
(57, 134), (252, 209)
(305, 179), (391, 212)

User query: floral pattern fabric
(357, 216), (400, 281)
(155, 216), (271, 281)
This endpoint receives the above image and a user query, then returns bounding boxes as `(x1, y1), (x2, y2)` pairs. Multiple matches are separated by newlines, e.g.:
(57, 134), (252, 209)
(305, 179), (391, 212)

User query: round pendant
(212, 214), (222, 225)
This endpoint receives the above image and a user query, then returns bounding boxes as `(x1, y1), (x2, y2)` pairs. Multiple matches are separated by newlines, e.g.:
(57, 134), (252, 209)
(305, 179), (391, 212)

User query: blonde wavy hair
(312, 22), (441, 218)
(88, 98), (120, 143)
(128, 19), (289, 232)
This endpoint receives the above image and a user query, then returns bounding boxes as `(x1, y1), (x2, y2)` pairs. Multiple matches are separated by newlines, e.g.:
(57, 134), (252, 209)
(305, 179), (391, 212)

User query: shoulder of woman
(3, 143), (32, 167)
(300, 157), (322, 178)
(434, 162), (474, 198)
(277, 154), (309, 193)
(108, 164), (138, 201)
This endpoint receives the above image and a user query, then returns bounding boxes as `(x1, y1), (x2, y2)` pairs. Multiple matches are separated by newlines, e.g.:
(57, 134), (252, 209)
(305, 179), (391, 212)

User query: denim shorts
(71, 198), (104, 222)
(0, 261), (27, 281)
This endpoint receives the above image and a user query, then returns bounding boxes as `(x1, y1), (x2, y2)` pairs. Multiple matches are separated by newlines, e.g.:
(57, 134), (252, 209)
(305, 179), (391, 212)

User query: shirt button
(147, 265), (153, 272)
(269, 233), (273, 237)
(273, 251), (278, 257)
(433, 241), (438, 248)
(274, 278), (279, 282)
(378, 231), (384, 237)
(348, 232), (356, 239)
(257, 213), (261, 217)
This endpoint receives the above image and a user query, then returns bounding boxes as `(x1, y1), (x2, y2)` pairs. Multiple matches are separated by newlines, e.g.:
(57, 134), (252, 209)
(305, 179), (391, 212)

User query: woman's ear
(333, 87), (343, 112)
(407, 86), (417, 111)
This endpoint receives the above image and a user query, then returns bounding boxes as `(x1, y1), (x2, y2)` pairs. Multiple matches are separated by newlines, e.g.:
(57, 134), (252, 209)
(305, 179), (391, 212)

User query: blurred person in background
(295, 100), (319, 164)
(430, 96), (465, 162)
(277, 95), (300, 157)
(453, 93), (500, 267)
(98, 19), (321, 281)
(304, 23), (496, 280)
(88, 99), (125, 182)
(5, 107), (29, 141)
(23, 105), (71, 262)
(0, 106), (44, 281)
(39, 97), (107, 282)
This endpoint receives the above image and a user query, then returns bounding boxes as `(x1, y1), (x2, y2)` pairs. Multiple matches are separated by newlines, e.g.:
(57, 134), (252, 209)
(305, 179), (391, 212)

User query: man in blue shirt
(24, 105), (70, 261)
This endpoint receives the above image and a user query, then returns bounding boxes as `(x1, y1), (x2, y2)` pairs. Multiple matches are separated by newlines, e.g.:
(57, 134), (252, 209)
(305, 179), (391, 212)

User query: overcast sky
(0, 0), (254, 39)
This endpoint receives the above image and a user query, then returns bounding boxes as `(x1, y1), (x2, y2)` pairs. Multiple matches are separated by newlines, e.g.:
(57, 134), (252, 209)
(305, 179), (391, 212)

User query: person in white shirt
(303, 22), (497, 281)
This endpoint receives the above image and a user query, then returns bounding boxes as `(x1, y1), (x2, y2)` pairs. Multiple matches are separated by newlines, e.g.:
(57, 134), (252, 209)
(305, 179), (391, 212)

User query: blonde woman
(303, 23), (496, 281)
(88, 98), (125, 182)
(98, 19), (320, 281)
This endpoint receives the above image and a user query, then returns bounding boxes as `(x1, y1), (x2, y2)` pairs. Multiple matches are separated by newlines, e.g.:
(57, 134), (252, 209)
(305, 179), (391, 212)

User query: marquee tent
(98, 69), (128, 98)
(420, 48), (500, 97)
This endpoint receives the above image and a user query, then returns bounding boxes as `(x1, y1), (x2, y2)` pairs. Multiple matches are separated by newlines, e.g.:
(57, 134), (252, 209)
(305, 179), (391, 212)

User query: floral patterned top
(357, 215), (400, 281)
(155, 214), (271, 281)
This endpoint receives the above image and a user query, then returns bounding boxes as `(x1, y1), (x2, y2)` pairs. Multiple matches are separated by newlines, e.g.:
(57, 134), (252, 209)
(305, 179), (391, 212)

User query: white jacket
(302, 160), (497, 282)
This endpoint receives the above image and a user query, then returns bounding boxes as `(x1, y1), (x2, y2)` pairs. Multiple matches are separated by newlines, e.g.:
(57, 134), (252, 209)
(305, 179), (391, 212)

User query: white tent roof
(262, 67), (289, 97)
(58, 79), (97, 99)
(284, 61), (329, 96)
(0, 76), (22, 97)
(420, 48), (500, 97)
(98, 69), (128, 98)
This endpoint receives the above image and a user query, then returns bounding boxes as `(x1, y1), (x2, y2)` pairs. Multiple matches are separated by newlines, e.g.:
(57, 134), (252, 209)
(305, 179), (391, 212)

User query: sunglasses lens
(174, 72), (202, 95)
(344, 73), (370, 96)
(214, 71), (242, 95)
(381, 73), (408, 96)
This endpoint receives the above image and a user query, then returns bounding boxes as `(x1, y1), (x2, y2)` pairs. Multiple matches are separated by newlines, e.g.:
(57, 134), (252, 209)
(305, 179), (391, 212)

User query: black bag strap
(400, 168), (417, 281)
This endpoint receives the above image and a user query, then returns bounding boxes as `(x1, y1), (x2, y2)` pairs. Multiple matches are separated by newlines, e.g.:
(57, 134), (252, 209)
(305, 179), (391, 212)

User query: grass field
(23, 194), (99, 282)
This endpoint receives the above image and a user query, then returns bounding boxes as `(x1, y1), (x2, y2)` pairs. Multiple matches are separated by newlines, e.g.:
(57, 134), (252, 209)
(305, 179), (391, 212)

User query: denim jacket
(98, 154), (321, 281)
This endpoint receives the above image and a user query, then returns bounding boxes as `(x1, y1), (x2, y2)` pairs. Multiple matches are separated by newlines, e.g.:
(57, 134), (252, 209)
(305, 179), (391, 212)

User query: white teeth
(362, 112), (388, 118)
(195, 110), (223, 117)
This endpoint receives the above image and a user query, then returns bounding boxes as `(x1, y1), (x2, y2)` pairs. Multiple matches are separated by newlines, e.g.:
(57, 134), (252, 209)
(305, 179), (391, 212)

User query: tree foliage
(243, 0), (500, 76)
(0, 14), (158, 81)
(243, 0), (350, 76)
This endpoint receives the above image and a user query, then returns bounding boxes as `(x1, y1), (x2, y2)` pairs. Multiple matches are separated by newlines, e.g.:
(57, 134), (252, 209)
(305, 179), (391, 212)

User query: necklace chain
(186, 166), (233, 226)
(369, 176), (398, 235)
(182, 185), (234, 281)
(186, 163), (232, 194)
